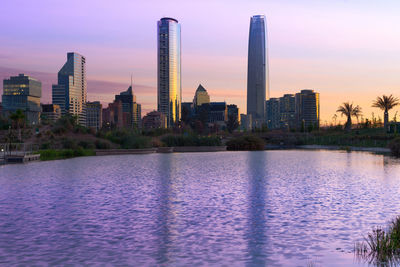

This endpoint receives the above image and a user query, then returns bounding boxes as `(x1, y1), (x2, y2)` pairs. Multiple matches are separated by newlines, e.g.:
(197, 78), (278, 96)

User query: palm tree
(336, 102), (362, 131)
(9, 110), (25, 142)
(372, 94), (399, 130)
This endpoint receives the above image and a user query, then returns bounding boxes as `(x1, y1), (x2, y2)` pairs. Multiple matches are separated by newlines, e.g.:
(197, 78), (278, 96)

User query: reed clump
(355, 216), (400, 265)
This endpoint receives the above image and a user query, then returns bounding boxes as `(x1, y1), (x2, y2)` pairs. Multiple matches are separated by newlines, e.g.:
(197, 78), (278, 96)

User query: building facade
(193, 84), (210, 107)
(52, 52), (87, 126)
(102, 100), (123, 129)
(157, 17), (181, 127)
(41, 104), (61, 123)
(279, 94), (296, 129)
(295, 89), (320, 130)
(2, 74), (41, 125)
(247, 15), (269, 127)
(115, 86), (141, 128)
(266, 98), (280, 129)
(86, 101), (102, 131)
(227, 104), (240, 123)
(142, 111), (167, 129)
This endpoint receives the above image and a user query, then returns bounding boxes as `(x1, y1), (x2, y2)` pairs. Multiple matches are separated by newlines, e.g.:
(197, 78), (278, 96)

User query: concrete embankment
(95, 148), (157, 156)
(96, 146), (227, 156)
(297, 145), (390, 154)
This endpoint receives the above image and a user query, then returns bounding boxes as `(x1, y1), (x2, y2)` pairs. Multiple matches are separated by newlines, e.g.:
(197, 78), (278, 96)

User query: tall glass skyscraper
(157, 17), (181, 127)
(247, 15), (269, 127)
(52, 52), (87, 125)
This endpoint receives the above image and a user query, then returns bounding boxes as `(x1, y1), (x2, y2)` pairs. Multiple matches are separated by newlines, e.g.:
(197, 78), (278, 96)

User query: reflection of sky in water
(0, 150), (400, 266)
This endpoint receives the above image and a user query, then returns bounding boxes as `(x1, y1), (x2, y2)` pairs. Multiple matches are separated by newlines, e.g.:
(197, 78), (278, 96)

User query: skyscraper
(247, 15), (269, 127)
(193, 84), (210, 107)
(52, 52), (87, 126)
(295, 89), (320, 130)
(157, 17), (181, 127)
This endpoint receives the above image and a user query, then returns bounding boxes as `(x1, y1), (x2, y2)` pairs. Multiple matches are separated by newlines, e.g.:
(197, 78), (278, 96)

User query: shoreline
(17, 145), (393, 163)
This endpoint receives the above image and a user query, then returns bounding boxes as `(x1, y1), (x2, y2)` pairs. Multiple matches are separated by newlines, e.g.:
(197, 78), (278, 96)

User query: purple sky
(1, 0), (400, 123)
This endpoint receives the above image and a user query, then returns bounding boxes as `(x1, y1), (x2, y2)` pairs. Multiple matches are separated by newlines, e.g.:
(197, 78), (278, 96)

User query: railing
(0, 143), (40, 159)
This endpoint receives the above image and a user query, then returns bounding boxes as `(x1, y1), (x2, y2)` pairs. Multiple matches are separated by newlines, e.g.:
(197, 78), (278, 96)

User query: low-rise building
(41, 104), (61, 123)
(142, 111), (167, 129)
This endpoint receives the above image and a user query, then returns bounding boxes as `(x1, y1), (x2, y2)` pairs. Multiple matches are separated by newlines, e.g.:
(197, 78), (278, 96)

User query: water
(1, 150), (400, 266)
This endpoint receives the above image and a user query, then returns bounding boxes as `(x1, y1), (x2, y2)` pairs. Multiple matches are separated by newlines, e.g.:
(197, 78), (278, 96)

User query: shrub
(389, 137), (400, 157)
(62, 138), (77, 149)
(226, 135), (265, 151)
(161, 135), (221, 147)
(95, 140), (111, 149)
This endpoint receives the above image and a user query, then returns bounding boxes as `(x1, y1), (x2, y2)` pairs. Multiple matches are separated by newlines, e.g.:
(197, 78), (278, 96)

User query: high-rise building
(295, 89), (320, 130)
(2, 74), (41, 125)
(157, 17), (181, 127)
(279, 94), (296, 129)
(102, 100), (123, 129)
(41, 104), (61, 123)
(227, 104), (240, 123)
(247, 15), (269, 127)
(266, 98), (280, 129)
(193, 84), (210, 107)
(52, 52), (87, 126)
(115, 86), (141, 128)
(86, 101), (102, 131)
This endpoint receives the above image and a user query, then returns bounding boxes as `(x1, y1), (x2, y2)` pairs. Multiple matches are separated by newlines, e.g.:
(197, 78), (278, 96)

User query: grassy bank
(39, 149), (95, 161)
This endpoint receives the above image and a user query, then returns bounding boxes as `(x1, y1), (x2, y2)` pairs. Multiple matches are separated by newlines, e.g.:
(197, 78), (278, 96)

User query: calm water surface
(1, 150), (400, 266)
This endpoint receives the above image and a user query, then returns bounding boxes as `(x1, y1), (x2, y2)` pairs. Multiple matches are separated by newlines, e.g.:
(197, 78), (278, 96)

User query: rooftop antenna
(130, 74), (133, 90)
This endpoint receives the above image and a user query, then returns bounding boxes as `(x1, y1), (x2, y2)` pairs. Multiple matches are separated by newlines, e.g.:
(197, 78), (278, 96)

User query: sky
(1, 0), (400, 123)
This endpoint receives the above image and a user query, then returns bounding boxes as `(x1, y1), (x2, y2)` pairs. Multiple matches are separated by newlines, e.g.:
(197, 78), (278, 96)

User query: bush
(95, 140), (111, 149)
(161, 135), (221, 147)
(103, 129), (151, 149)
(62, 138), (77, 149)
(226, 135), (265, 151)
(389, 137), (400, 157)
(40, 149), (95, 161)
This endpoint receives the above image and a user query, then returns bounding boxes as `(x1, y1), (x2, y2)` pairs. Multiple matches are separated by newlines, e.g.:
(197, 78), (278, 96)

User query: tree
(9, 109), (25, 142)
(372, 94), (399, 130)
(226, 114), (239, 133)
(336, 102), (362, 131)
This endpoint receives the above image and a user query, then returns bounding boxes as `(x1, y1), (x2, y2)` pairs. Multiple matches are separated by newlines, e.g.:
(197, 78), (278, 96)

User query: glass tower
(157, 17), (181, 127)
(52, 52), (87, 126)
(247, 15), (269, 127)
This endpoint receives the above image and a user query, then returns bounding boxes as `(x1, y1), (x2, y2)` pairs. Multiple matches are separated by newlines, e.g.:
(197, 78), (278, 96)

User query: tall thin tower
(157, 17), (182, 127)
(247, 15), (269, 127)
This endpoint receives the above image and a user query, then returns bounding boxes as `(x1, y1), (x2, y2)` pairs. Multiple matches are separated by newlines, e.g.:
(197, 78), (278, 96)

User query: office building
(52, 52), (87, 126)
(157, 17), (181, 127)
(295, 89), (320, 130)
(266, 98), (280, 129)
(41, 104), (61, 123)
(142, 111), (167, 129)
(247, 15), (269, 127)
(102, 100), (123, 129)
(2, 74), (41, 125)
(86, 101), (102, 131)
(227, 104), (240, 123)
(279, 94), (296, 129)
(193, 84), (210, 107)
(115, 86), (141, 128)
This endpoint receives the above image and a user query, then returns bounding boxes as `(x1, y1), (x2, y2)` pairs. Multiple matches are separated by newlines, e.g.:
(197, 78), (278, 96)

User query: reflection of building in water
(246, 152), (268, 265)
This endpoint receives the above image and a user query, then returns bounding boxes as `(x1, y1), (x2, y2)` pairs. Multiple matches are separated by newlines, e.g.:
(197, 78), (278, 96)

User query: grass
(39, 149), (95, 161)
(355, 216), (400, 265)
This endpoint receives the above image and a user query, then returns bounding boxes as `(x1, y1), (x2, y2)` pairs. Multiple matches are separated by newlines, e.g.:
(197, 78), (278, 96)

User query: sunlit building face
(157, 17), (182, 127)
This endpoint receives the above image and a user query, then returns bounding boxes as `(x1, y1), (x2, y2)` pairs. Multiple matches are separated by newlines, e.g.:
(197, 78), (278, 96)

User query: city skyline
(1, 0), (400, 123)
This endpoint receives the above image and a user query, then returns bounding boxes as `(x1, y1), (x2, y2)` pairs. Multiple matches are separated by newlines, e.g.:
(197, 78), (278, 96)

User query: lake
(1, 150), (400, 266)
